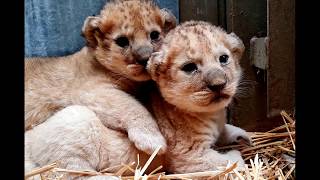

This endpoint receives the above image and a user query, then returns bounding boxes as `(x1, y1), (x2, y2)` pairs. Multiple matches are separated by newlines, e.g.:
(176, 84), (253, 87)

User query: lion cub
(146, 21), (250, 173)
(25, 0), (176, 155)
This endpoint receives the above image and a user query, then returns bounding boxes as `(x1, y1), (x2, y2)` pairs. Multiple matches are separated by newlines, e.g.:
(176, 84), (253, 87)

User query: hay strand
(25, 110), (295, 180)
(25, 163), (57, 179)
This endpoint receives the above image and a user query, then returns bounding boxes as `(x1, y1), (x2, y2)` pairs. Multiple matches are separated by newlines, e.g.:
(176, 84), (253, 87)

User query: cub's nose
(205, 68), (227, 92)
(207, 82), (226, 92)
(137, 58), (148, 67)
(133, 46), (153, 67)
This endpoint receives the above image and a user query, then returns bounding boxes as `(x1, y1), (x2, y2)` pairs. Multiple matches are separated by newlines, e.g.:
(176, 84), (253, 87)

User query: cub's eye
(150, 31), (160, 41)
(115, 36), (129, 48)
(219, 55), (229, 65)
(181, 63), (198, 73)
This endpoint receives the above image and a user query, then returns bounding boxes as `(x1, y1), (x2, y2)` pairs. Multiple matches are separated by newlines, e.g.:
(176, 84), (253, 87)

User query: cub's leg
(25, 105), (128, 180)
(73, 83), (167, 154)
(25, 105), (163, 179)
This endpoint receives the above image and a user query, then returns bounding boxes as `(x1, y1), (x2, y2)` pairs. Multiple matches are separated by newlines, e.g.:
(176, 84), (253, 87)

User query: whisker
(233, 78), (257, 98)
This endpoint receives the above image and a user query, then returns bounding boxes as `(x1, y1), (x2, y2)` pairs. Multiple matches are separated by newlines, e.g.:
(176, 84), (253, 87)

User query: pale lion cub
(25, 105), (165, 179)
(25, 0), (176, 155)
(146, 21), (250, 173)
(25, 20), (251, 179)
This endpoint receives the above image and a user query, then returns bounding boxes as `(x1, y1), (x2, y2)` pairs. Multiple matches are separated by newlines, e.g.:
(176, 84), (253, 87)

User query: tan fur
(25, 105), (164, 180)
(146, 21), (250, 173)
(25, 20), (251, 178)
(25, 0), (176, 156)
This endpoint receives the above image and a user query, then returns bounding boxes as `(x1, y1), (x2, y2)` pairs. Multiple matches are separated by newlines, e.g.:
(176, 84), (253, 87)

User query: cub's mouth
(205, 82), (232, 103)
(192, 90), (231, 106)
(136, 59), (148, 67)
(212, 92), (230, 102)
(127, 63), (149, 75)
(126, 63), (151, 81)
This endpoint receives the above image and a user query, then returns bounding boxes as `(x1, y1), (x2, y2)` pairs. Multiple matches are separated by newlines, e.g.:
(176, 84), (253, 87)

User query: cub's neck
(149, 89), (227, 148)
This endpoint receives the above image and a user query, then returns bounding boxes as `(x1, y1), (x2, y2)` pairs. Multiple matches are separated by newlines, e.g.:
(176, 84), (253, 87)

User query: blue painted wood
(25, 0), (179, 57)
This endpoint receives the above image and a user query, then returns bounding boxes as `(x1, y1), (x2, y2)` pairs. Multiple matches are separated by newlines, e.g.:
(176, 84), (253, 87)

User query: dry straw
(25, 110), (295, 180)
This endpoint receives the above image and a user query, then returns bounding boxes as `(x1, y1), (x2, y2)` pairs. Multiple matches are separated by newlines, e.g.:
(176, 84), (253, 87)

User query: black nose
(137, 58), (148, 67)
(208, 83), (226, 92)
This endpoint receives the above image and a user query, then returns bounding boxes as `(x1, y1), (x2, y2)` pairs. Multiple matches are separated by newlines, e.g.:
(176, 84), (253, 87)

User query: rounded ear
(227, 32), (245, 60)
(81, 16), (102, 48)
(160, 8), (177, 34)
(147, 51), (164, 81)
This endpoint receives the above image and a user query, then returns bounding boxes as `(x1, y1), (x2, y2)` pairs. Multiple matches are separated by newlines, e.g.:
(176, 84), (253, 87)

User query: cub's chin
(195, 98), (232, 113)
(164, 94), (231, 113)
(206, 97), (232, 112)
(126, 64), (151, 81)
(179, 90), (231, 113)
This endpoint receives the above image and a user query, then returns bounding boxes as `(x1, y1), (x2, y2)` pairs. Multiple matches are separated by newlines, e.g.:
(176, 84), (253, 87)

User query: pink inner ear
(231, 46), (245, 60)
(227, 35), (244, 58)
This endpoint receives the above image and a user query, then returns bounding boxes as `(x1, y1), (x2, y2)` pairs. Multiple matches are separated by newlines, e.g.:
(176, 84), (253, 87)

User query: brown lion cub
(25, 0), (176, 154)
(146, 21), (250, 173)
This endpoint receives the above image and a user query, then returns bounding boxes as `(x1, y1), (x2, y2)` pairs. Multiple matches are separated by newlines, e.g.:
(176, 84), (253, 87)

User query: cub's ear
(147, 51), (165, 81)
(160, 8), (177, 34)
(81, 16), (102, 48)
(226, 32), (245, 60)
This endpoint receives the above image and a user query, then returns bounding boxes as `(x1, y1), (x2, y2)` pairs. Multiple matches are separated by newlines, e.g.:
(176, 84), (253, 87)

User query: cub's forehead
(99, 0), (163, 35)
(164, 22), (230, 57)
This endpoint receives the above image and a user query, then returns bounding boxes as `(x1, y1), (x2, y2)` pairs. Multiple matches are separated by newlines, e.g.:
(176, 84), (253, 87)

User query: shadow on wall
(24, 0), (179, 57)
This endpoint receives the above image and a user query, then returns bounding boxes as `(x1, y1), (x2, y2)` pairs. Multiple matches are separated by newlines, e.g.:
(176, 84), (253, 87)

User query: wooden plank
(179, 0), (294, 131)
(226, 0), (278, 131)
(217, 0), (227, 28)
(267, 0), (295, 117)
(179, 0), (219, 25)
(226, 0), (267, 36)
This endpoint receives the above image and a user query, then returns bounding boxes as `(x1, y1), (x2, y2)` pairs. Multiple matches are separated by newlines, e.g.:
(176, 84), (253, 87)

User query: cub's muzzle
(205, 69), (227, 92)
(133, 46), (153, 67)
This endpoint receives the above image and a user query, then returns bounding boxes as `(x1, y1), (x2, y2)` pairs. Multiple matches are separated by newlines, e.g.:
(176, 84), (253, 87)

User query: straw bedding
(25, 111), (295, 180)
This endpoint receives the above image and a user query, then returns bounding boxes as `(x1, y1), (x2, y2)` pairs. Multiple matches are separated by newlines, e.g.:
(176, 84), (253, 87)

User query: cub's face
(82, 0), (176, 81)
(148, 21), (245, 113)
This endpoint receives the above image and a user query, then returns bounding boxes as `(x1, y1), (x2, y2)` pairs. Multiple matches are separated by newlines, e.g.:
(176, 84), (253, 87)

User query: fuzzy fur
(25, 0), (176, 178)
(25, 20), (251, 179)
(25, 105), (164, 180)
(146, 21), (251, 173)
(25, 0), (177, 154)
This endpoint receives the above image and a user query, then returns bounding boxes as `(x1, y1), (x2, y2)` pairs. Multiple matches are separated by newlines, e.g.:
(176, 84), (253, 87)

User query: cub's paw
(225, 124), (252, 146)
(128, 127), (167, 155)
(225, 150), (246, 171)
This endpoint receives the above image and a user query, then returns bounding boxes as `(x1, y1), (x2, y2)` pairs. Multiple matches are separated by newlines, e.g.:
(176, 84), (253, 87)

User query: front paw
(225, 150), (245, 171)
(128, 128), (167, 155)
(232, 131), (252, 146)
(235, 134), (252, 146)
(225, 124), (252, 146)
